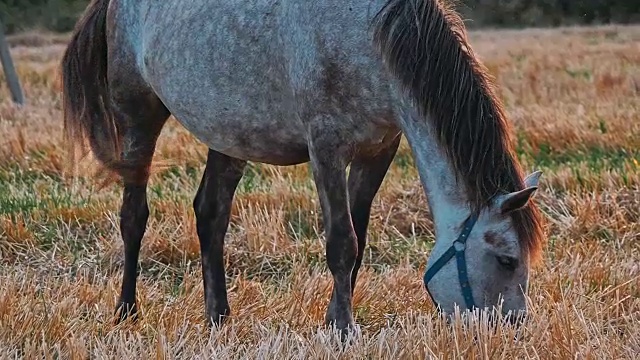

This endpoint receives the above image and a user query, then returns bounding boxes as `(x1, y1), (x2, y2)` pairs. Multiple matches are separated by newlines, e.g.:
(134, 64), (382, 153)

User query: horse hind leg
(112, 93), (170, 324)
(193, 149), (246, 327)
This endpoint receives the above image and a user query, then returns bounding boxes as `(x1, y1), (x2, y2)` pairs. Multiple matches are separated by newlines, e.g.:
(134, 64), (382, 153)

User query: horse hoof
(206, 307), (231, 329)
(325, 317), (356, 343)
(114, 302), (139, 324)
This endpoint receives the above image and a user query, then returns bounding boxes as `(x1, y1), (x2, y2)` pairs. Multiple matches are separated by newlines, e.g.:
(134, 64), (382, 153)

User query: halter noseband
(423, 213), (479, 311)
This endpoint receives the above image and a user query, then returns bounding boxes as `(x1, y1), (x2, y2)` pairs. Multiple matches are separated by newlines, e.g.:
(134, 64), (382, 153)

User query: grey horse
(60, 0), (545, 333)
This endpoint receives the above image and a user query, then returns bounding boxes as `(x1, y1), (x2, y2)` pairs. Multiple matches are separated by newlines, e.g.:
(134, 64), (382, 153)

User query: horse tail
(61, 0), (120, 178)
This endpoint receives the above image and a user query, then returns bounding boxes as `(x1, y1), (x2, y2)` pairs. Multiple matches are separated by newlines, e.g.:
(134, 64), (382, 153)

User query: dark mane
(372, 0), (544, 263)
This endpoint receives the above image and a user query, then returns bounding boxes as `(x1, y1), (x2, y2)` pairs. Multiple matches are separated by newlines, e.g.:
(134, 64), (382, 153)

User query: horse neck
(398, 107), (472, 249)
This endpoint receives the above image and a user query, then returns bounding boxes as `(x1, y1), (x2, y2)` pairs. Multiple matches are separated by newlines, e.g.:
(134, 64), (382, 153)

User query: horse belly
(169, 108), (310, 166)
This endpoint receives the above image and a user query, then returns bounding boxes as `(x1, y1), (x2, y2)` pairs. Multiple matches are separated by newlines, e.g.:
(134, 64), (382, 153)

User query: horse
(60, 0), (545, 333)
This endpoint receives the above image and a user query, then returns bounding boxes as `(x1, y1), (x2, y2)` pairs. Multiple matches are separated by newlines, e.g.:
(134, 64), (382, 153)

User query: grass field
(0, 24), (639, 359)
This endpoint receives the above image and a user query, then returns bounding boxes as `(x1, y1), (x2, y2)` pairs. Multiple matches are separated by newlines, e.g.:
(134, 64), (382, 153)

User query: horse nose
(486, 309), (528, 328)
(505, 309), (528, 327)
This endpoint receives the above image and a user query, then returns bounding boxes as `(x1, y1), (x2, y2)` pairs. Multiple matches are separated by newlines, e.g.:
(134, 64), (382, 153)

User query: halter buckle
(453, 240), (466, 251)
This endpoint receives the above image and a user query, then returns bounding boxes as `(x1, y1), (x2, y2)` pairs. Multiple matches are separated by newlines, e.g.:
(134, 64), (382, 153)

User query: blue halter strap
(423, 214), (479, 310)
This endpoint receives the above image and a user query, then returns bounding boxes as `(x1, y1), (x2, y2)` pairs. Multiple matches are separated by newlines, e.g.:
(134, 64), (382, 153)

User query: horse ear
(523, 170), (542, 188)
(498, 187), (538, 214)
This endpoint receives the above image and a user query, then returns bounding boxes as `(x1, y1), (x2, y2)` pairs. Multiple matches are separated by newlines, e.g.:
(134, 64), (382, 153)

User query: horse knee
(326, 227), (358, 276)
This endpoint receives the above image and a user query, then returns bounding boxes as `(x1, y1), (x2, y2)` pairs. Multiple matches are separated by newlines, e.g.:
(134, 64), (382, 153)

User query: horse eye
(496, 256), (518, 271)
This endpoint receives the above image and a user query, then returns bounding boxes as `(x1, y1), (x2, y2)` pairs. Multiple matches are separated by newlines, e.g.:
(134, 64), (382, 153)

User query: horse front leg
(347, 135), (401, 293)
(308, 132), (357, 334)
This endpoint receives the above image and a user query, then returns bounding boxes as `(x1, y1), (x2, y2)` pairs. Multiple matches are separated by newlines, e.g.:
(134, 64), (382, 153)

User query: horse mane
(371, 0), (544, 263)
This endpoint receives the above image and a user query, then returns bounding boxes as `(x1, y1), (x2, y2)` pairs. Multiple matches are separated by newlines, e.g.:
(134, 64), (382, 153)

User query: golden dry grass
(0, 24), (639, 359)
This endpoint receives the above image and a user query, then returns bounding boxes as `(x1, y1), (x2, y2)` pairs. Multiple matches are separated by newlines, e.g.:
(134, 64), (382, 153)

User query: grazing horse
(60, 0), (545, 332)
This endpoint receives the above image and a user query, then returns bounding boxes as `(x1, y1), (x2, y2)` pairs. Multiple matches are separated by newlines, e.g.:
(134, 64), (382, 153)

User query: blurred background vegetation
(0, 0), (639, 34)
(0, 0), (87, 34)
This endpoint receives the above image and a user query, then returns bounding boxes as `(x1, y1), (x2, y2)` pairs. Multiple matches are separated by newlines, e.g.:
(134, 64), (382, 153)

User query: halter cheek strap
(423, 214), (479, 311)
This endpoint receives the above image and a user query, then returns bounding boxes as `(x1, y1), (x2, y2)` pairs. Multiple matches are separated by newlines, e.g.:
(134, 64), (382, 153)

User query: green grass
(0, 166), (88, 217)
(528, 144), (637, 170)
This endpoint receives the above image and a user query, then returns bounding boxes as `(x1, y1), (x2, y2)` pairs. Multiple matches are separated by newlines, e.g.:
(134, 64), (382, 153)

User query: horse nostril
(507, 310), (528, 327)
(487, 309), (528, 328)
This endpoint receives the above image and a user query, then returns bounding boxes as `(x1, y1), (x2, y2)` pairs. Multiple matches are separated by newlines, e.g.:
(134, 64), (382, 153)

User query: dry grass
(0, 24), (639, 359)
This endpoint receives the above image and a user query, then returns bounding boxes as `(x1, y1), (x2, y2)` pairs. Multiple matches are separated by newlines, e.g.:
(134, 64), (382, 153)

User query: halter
(423, 213), (479, 311)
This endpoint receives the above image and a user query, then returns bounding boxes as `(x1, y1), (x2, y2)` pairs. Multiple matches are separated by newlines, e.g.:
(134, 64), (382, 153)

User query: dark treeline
(457, 0), (640, 28)
(1, 0), (639, 34)
(0, 0), (87, 34)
